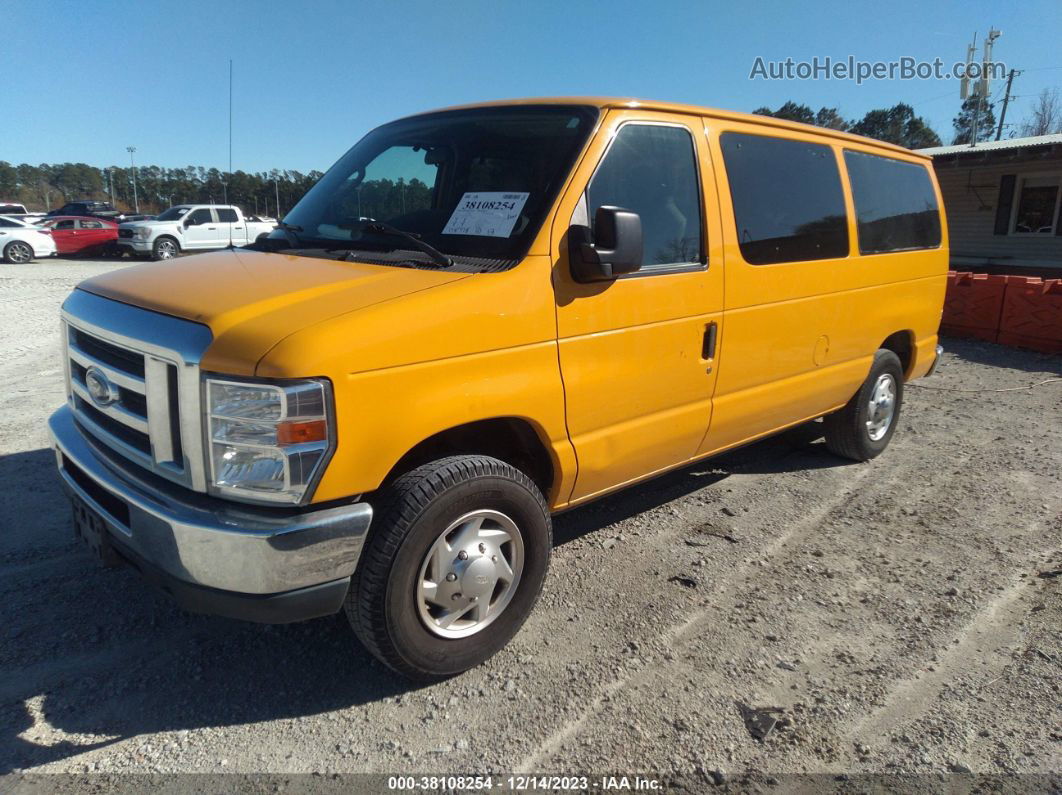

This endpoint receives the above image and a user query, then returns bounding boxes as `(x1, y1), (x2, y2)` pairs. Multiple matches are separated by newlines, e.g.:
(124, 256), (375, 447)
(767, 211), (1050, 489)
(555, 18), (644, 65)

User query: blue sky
(4, 0), (1060, 173)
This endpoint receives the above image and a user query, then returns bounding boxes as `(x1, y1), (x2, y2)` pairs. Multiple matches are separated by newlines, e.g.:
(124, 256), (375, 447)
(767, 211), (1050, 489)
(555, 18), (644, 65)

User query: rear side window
(216, 208), (238, 222)
(720, 132), (848, 265)
(844, 151), (941, 253)
(586, 123), (703, 269)
(79, 220), (103, 229)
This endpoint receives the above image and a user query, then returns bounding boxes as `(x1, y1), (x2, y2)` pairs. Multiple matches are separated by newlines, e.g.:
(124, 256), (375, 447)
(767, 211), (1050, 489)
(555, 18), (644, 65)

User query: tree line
(754, 87), (1061, 147)
(5, 89), (1058, 214)
(0, 161), (324, 216)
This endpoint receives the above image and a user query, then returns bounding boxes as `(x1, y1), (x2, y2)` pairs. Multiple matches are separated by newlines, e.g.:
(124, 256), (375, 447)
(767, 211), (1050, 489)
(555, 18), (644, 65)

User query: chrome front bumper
(50, 405), (372, 620)
(116, 239), (152, 252)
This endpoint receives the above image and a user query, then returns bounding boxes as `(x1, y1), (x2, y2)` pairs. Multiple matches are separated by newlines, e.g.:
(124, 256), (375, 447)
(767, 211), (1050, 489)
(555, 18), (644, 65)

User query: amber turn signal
(276, 419), (327, 445)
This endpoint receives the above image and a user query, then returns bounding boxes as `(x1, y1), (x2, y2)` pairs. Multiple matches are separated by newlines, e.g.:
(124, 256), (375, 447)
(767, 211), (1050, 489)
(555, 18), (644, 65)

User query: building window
(843, 151), (941, 254)
(720, 132), (848, 265)
(1011, 175), (1060, 235)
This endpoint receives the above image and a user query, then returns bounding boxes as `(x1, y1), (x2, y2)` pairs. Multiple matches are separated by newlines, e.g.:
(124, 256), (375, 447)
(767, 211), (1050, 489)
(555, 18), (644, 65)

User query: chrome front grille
(61, 290), (213, 492)
(67, 326), (181, 469)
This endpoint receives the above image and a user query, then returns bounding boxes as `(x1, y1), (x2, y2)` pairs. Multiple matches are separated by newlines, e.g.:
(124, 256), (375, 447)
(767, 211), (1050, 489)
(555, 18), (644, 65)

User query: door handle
(207, 226), (217, 230)
(702, 322), (718, 360)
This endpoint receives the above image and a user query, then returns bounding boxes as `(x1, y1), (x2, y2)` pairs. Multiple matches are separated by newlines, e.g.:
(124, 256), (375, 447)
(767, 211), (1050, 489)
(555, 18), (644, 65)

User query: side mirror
(569, 206), (643, 283)
(183, 218), (195, 227)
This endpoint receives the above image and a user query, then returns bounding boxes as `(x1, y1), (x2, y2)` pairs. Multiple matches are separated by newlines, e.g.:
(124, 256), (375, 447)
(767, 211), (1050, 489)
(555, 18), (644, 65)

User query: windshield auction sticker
(442, 192), (529, 237)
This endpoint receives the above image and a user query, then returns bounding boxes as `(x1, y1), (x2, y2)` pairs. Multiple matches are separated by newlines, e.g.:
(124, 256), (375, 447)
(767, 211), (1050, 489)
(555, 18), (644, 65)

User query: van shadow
(552, 425), (843, 545)
(0, 431), (843, 772)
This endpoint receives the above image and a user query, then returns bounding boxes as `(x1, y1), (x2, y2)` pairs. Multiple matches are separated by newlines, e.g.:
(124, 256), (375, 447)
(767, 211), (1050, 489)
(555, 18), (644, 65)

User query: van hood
(77, 248), (470, 374)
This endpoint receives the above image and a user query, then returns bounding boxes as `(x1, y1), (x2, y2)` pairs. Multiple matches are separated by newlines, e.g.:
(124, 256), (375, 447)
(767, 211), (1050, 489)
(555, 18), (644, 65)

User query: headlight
(134, 227), (152, 239)
(204, 377), (333, 504)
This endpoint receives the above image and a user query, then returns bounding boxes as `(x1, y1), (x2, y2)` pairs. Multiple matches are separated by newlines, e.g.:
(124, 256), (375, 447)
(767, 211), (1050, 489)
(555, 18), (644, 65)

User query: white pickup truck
(117, 204), (277, 260)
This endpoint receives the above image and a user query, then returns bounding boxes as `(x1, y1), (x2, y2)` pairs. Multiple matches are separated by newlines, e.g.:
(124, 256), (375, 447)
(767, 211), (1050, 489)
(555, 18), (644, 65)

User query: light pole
(275, 179), (280, 219)
(126, 146), (139, 213)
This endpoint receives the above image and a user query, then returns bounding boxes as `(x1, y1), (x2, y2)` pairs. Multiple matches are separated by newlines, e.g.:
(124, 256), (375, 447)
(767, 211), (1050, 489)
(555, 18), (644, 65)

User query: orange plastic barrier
(940, 271), (1008, 343)
(997, 277), (1062, 354)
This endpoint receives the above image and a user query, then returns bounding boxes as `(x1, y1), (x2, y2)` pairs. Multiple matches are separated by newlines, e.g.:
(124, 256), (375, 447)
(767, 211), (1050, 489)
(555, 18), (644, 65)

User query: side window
(586, 123), (702, 268)
(0, 218), (15, 227)
(216, 208), (238, 223)
(79, 220), (103, 229)
(720, 132), (848, 265)
(55, 219), (76, 229)
(1011, 175), (1060, 234)
(844, 151), (941, 253)
(188, 208), (214, 225)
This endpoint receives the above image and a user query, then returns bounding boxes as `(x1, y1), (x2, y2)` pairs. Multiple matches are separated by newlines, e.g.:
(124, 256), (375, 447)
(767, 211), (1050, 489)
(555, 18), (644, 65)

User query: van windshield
(280, 104), (598, 265)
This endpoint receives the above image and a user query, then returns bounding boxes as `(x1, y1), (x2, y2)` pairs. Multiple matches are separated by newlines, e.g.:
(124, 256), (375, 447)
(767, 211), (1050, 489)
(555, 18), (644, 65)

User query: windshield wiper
(276, 221), (303, 247)
(341, 221), (453, 267)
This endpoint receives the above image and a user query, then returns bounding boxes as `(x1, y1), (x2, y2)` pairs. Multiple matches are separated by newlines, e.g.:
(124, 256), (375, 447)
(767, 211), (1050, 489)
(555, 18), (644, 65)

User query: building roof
(917, 133), (1062, 157)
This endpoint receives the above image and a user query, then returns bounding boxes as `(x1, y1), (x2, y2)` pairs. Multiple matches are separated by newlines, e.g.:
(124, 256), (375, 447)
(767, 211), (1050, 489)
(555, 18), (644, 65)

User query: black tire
(151, 236), (180, 261)
(3, 240), (34, 264)
(345, 455), (551, 680)
(823, 349), (904, 461)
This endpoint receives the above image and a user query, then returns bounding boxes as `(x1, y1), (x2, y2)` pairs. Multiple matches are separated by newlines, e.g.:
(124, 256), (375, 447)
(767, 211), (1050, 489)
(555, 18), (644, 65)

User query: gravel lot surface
(1, 258), (1060, 789)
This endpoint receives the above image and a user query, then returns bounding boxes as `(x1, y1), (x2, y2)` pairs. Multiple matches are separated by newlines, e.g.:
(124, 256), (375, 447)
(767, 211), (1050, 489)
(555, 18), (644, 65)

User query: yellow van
(50, 98), (947, 678)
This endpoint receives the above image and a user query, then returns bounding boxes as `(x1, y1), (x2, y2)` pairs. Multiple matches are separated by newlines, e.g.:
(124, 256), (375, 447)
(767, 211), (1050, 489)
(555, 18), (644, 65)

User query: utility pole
(275, 179), (280, 219)
(995, 68), (1020, 140)
(126, 146), (139, 213)
(224, 59), (233, 209)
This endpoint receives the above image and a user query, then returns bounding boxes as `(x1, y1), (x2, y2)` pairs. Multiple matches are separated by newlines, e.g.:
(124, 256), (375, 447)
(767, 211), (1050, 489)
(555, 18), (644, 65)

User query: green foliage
(753, 101), (941, 148)
(1, 161), (325, 215)
(951, 97), (997, 145)
(849, 104), (942, 148)
(753, 101), (816, 125)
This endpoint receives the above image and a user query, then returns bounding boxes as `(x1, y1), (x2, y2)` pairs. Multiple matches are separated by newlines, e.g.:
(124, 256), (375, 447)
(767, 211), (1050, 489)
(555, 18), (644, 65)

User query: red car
(40, 216), (118, 256)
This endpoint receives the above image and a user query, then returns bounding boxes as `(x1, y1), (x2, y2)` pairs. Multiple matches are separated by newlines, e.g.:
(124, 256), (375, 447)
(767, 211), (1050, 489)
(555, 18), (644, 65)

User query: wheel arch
(379, 416), (557, 502)
(879, 330), (915, 379)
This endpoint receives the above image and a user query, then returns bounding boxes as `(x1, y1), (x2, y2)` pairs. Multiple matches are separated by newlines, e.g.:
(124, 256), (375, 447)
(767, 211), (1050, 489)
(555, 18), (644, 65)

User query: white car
(117, 204), (277, 260)
(0, 215), (56, 263)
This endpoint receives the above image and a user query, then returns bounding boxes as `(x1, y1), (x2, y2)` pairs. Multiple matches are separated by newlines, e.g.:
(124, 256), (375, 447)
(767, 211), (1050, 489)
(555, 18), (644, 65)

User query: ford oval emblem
(84, 366), (119, 408)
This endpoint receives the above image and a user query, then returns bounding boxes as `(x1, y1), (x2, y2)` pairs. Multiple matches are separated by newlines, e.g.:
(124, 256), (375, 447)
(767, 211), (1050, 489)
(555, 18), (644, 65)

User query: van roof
(416, 97), (929, 160)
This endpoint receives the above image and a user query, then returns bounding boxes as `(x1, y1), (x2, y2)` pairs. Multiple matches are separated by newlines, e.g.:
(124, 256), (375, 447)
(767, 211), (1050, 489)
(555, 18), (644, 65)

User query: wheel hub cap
(416, 509), (523, 638)
(866, 373), (896, 441)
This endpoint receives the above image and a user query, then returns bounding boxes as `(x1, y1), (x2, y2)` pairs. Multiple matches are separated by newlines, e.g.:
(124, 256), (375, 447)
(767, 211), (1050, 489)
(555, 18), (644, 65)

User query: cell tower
(961, 28), (1002, 146)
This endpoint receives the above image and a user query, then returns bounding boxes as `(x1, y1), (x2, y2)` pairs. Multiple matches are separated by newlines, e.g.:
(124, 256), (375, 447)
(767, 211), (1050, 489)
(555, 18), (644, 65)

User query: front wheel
(3, 240), (34, 264)
(823, 349), (904, 461)
(345, 455), (552, 680)
(151, 237), (179, 261)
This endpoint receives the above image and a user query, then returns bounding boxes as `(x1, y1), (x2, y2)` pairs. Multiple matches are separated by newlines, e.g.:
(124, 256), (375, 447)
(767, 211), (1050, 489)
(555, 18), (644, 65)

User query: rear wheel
(151, 237), (179, 261)
(3, 240), (33, 264)
(823, 349), (903, 461)
(345, 455), (551, 680)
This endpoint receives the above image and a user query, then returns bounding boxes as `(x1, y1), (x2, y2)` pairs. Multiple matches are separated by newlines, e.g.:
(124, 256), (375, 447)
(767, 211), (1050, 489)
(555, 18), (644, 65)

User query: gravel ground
(1, 257), (1060, 789)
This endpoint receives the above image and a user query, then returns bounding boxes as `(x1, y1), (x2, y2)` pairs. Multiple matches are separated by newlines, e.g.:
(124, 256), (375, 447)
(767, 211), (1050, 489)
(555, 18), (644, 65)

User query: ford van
(49, 98), (947, 679)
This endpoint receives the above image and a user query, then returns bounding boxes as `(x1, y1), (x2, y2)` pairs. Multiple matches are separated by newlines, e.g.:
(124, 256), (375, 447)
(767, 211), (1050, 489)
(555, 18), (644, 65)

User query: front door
(551, 110), (724, 503)
(182, 207), (220, 248)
